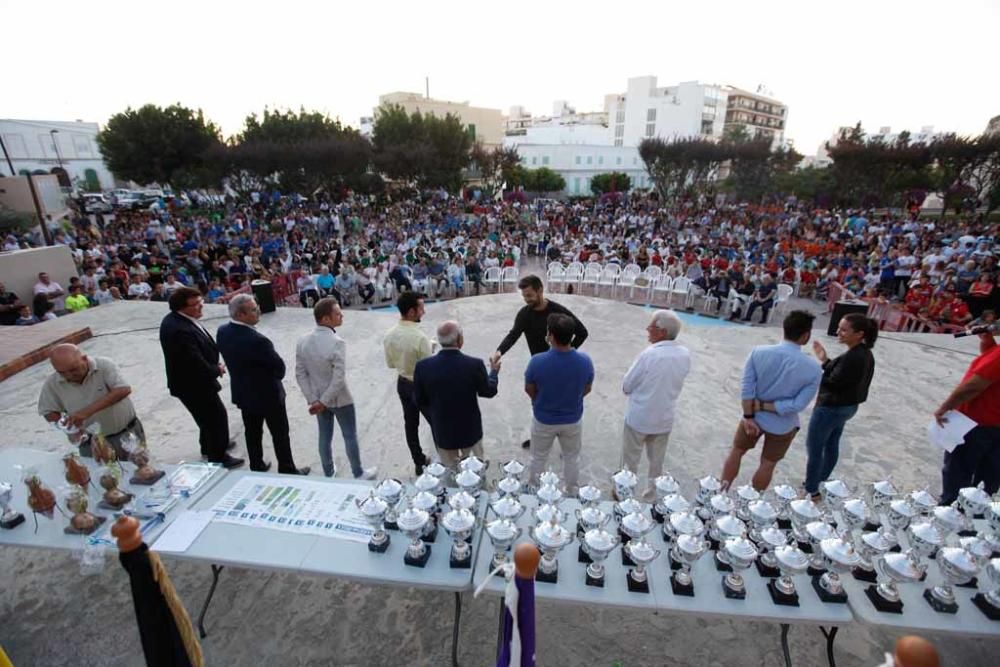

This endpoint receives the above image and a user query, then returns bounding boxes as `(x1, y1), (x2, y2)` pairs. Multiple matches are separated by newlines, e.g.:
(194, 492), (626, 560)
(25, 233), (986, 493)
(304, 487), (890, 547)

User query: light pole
(49, 129), (64, 170)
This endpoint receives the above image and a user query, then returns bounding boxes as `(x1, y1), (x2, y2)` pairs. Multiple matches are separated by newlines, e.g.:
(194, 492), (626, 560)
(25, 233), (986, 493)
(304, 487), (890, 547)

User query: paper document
(927, 410), (977, 453)
(151, 510), (214, 553)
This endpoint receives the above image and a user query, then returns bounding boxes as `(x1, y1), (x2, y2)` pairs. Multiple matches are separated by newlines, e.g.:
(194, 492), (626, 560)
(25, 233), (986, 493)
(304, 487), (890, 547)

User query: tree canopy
(371, 104), (473, 193)
(590, 172), (632, 195)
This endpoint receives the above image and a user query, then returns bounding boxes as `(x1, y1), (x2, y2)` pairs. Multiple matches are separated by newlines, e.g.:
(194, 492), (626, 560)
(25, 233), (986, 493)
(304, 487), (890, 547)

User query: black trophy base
(972, 593), (1000, 620)
(957, 577), (978, 589)
(922, 588), (957, 613)
(777, 518), (792, 531)
(889, 544), (902, 553)
(576, 525), (586, 540)
(797, 540), (813, 553)
(627, 571), (650, 593)
(420, 522), (438, 544)
(862, 521), (881, 532)
(651, 506), (666, 524)
(618, 529), (632, 545)
(1, 513), (25, 530)
(63, 515), (107, 535)
(807, 565), (827, 577)
(714, 552), (732, 572)
(578, 545), (592, 564)
(368, 535), (390, 553)
(449, 550), (472, 569)
(755, 559), (780, 579)
(585, 571), (605, 588)
(852, 566), (878, 583)
(708, 537), (721, 552)
(129, 469), (167, 485)
(722, 577), (747, 600)
(535, 567), (558, 584)
(865, 585), (903, 613)
(384, 520), (399, 531)
(404, 544), (432, 568)
(767, 579), (800, 607)
(668, 554), (683, 571)
(670, 573), (694, 596)
(958, 529), (978, 538)
(622, 549), (636, 567)
(812, 575), (847, 603)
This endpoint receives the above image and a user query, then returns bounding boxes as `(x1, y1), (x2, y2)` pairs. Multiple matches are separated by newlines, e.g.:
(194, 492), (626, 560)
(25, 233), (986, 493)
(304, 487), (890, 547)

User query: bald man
(38, 344), (144, 458)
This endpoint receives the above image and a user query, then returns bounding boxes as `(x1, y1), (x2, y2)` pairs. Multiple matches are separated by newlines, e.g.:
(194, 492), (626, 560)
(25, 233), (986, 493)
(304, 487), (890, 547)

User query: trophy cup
(537, 471), (561, 493)
(447, 489), (477, 513)
(959, 535), (993, 575)
(575, 504), (610, 552)
(733, 485), (760, 522)
(63, 485), (105, 535)
(923, 546), (980, 613)
(581, 527), (619, 587)
(972, 557), (1000, 620)
(906, 521), (944, 572)
(355, 492), (391, 553)
(853, 530), (894, 583)
(709, 513), (747, 570)
(818, 479), (851, 519)
(812, 537), (860, 603)
(533, 502), (567, 526)
(670, 534), (710, 596)
(719, 536), (758, 599)
(375, 478), (404, 530)
(620, 510), (656, 564)
(747, 499), (779, 544)
(659, 493), (691, 523)
(771, 484), (798, 530)
(769, 544), (810, 606)
(665, 510), (705, 568)
(0, 482), (25, 530)
(412, 490), (439, 542)
(838, 496), (875, 582)
(397, 502), (432, 567)
(425, 460), (448, 481)
(500, 459), (525, 479)
(981, 502), (1000, 557)
(755, 525), (789, 578)
(536, 483), (564, 507)
(531, 517), (574, 583)
(695, 475), (722, 520)
(908, 489), (938, 517)
(490, 495), (525, 523)
(866, 551), (927, 613)
(454, 468), (483, 498)
(494, 475), (522, 499)
(651, 475), (680, 522)
(866, 478), (899, 531)
(485, 518), (521, 572)
(441, 507), (477, 569)
(98, 464), (134, 510)
(878, 498), (918, 551)
(623, 535), (660, 593)
(611, 468), (638, 502)
(957, 483), (992, 525)
(708, 493), (736, 519)
(788, 498), (823, 550)
(414, 472), (443, 505)
(804, 521), (838, 576)
(613, 497), (648, 527)
(458, 454), (489, 477)
(577, 485), (602, 508)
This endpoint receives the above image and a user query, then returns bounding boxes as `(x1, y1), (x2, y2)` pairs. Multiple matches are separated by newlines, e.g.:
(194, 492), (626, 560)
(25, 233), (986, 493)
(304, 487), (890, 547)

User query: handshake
(489, 351), (503, 372)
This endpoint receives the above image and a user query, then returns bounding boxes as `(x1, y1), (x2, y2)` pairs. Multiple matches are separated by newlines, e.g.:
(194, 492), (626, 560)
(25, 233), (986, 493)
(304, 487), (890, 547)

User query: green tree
(470, 143), (520, 198)
(97, 104), (222, 187)
(639, 137), (728, 200)
(371, 104), (472, 192)
(590, 172), (632, 194)
(825, 124), (934, 208)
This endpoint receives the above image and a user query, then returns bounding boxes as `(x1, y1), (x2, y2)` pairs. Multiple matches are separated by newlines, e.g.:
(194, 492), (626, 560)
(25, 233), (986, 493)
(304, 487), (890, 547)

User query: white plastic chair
(500, 266), (520, 293)
(483, 266), (502, 293)
(597, 264), (621, 297)
(650, 274), (673, 303)
(583, 262), (603, 294)
(772, 284), (794, 319)
(616, 264), (642, 298)
(642, 265), (662, 282)
(546, 263), (566, 292)
(669, 276), (693, 308)
(564, 262), (584, 293)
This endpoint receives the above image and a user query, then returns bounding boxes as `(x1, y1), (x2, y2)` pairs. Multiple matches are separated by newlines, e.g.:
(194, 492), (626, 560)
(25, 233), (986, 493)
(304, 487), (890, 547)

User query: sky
(3, 0), (999, 155)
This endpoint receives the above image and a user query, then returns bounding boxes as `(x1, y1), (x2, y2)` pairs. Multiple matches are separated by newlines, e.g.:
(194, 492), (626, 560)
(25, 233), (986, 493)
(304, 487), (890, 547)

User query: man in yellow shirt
(383, 291), (434, 475)
(65, 284), (90, 313)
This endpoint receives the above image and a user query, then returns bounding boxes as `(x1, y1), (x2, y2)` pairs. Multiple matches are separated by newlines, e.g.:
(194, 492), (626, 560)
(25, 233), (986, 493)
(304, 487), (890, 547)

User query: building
(984, 115), (999, 136)
(722, 86), (788, 147)
(0, 119), (114, 191)
(375, 92), (505, 147)
(505, 101), (608, 138)
(605, 77), (729, 147)
(509, 143), (649, 196)
(811, 124), (946, 166)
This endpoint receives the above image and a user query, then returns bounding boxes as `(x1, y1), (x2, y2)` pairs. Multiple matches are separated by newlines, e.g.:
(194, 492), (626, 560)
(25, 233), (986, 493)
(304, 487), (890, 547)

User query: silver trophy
(696, 475), (723, 520)
(804, 521), (839, 575)
(981, 502), (1000, 555)
(532, 502), (568, 526)
(957, 483), (992, 523)
(500, 459), (525, 479)
(536, 483), (564, 507)
(0, 482), (25, 530)
(924, 546), (980, 613)
(611, 468), (639, 501)
(818, 479), (851, 515)
(665, 509), (706, 553)
(355, 492), (391, 553)
(577, 485), (602, 507)
(788, 498), (823, 546)
(581, 528), (620, 587)
(613, 497), (648, 523)
(771, 484), (798, 528)
(813, 536), (861, 602)
(755, 524), (789, 578)
(769, 544), (811, 606)
(454, 468), (483, 498)
(412, 490), (440, 541)
(538, 470), (561, 488)
(441, 507), (477, 568)
(623, 535), (661, 593)
(867, 551), (927, 613)
(575, 504), (610, 543)
(659, 492), (691, 520)
(879, 498), (918, 550)
(651, 475), (680, 522)
(448, 489), (477, 513)
(854, 530), (894, 583)
(906, 521), (944, 567)
(866, 478), (899, 529)
(733, 485), (760, 522)
(397, 502), (432, 567)
(710, 513), (747, 571)
(424, 460), (448, 481)
(747, 499), (779, 543)
(414, 472), (442, 502)
(972, 557), (1000, 620)
(374, 478), (404, 530)
(719, 535), (758, 599)
(531, 517), (574, 583)
(932, 504), (969, 540)
(908, 489), (938, 517)
(494, 475), (523, 499)
(620, 510), (656, 546)
(485, 518), (521, 571)
(960, 535), (993, 564)
(490, 495), (525, 523)
(708, 493), (736, 519)
(670, 534), (710, 596)
(458, 454), (489, 477)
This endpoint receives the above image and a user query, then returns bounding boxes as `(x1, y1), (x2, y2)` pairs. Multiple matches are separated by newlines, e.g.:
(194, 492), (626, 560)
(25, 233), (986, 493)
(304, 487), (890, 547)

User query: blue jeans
(316, 404), (363, 478)
(803, 404), (858, 494)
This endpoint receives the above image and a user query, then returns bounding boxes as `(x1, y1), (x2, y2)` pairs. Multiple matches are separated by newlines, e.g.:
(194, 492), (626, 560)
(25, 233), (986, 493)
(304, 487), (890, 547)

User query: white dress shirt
(622, 340), (691, 435)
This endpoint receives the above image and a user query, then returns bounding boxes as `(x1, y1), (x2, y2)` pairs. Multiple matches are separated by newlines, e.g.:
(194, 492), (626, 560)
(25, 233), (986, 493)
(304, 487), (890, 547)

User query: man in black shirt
(492, 274), (588, 448)
(0, 282), (23, 326)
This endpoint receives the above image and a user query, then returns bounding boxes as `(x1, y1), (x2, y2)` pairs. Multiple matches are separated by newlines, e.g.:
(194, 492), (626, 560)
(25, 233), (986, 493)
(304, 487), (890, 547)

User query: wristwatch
(743, 414), (754, 419)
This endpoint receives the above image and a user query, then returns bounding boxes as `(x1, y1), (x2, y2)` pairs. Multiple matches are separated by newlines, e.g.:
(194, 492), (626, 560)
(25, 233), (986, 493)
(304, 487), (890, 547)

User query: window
(72, 134), (93, 158)
(616, 156), (622, 166)
(615, 139), (623, 147)
(598, 156), (604, 165)
(467, 124), (476, 141)
(615, 109), (625, 123)
(646, 108), (656, 122)
(615, 125), (624, 138)
(586, 156), (592, 165)
(542, 156), (549, 166)
(2, 133), (28, 158)
(531, 156), (537, 166)
(575, 156), (581, 165)
(574, 177), (581, 194)
(645, 123), (655, 137)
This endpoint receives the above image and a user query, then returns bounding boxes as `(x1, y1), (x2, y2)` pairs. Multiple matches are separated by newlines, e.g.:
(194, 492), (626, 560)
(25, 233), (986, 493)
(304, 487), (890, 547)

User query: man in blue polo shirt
(524, 313), (594, 494)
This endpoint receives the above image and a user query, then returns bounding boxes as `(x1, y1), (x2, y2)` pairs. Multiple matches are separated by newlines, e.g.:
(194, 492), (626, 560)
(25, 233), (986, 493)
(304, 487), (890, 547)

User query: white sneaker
(356, 467), (378, 481)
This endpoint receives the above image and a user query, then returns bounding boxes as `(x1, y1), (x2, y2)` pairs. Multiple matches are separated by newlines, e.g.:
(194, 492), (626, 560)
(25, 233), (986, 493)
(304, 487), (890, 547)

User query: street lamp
(49, 129), (64, 170)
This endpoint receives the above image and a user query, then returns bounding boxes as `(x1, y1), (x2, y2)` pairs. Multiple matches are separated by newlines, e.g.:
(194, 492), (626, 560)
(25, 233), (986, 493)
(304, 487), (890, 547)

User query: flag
(497, 543), (538, 667)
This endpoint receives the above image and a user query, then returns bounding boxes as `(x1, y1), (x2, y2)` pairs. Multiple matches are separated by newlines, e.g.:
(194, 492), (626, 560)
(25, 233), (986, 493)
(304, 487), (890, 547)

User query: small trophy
(665, 510), (705, 569)
(658, 493), (691, 525)
(493, 475), (522, 499)
(397, 502), (432, 567)
(695, 475), (722, 521)
(972, 557), (1000, 620)
(500, 459), (525, 479)
(485, 518), (522, 572)
(812, 537), (861, 603)
(733, 484), (760, 522)
(577, 485), (602, 508)
(355, 493), (391, 553)
(670, 534), (709, 596)
(906, 521), (944, 574)
(611, 468), (638, 502)
(818, 479), (851, 518)
(879, 499), (918, 551)
(613, 496), (648, 525)
(788, 498), (822, 551)
(375, 478), (404, 530)
(619, 511), (656, 564)
(581, 528), (619, 587)
(771, 483), (798, 530)
(424, 461), (448, 490)
(924, 545), (980, 613)
(623, 536), (660, 593)
(490, 495), (525, 523)
(804, 521), (838, 576)
(853, 530), (893, 583)
(535, 483), (564, 507)
(575, 505), (610, 552)
(865, 478), (899, 531)
(707, 493), (736, 520)
(755, 525), (789, 578)
(414, 472), (443, 504)
(98, 465), (134, 510)
(441, 507), (476, 568)
(747, 499), (779, 544)
(411, 491), (439, 543)
(720, 535), (758, 599)
(651, 474), (680, 522)
(769, 544), (811, 606)
(447, 489), (477, 513)
(709, 513), (746, 568)
(530, 517), (574, 583)
(458, 454), (489, 477)
(0, 482), (25, 530)
(63, 485), (105, 535)
(454, 468), (483, 498)
(866, 551), (926, 613)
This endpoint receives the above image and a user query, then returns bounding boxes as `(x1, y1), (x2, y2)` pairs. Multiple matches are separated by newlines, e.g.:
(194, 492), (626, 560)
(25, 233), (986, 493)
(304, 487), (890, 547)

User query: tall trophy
(879, 498), (918, 551)
(670, 534), (709, 596)
(397, 502), (432, 567)
(695, 475), (722, 521)
(355, 492), (391, 553)
(441, 507), (476, 568)
(623, 534), (660, 593)
(665, 510), (705, 569)
(611, 468), (639, 501)
(769, 544), (810, 606)
(575, 504), (610, 552)
(613, 497), (647, 529)
(866, 478), (899, 531)
(905, 521), (944, 573)
(719, 536), (758, 599)
(531, 516), (574, 583)
(804, 521), (838, 576)
(620, 511), (656, 564)
(755, 525), (789, 578)
(709, 513), (746, 567)
(454, 468), (483, 498)
(771, 483), (798, 530)
(411, 490), (439, 542)
(733, 484), (760, 523)
(0, 482), (25, 530)
(581, 527), (619, 587)
(485, 518), (521, 573)
(866, 551), (927, 613)
(788, 498), (822, 550)
(923, 545), (980, 613)
(375, 478), (404, 530)
(651, 474), (680, 522)
(812, 536), (860, 603)
(972, 557), (1000, 620)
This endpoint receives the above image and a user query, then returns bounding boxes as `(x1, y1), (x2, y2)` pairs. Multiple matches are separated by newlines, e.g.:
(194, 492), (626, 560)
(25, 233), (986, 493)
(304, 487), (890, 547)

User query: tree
(507, 166), (565, 192)
(590, 172), (632, 195)
(639, 137), (728, 200)
(97, 104), (222, 187)
(470, 143), (520, 198)
(371, 104), (472, 192)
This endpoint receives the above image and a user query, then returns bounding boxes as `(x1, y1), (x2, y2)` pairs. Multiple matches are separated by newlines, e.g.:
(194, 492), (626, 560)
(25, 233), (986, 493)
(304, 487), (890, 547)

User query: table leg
(820, 626), (839, 667)
(451, 591), (462, 667)
(780, 623), (792, 667)
(495, 598), (506, 663)
(197, 564), (225, 639)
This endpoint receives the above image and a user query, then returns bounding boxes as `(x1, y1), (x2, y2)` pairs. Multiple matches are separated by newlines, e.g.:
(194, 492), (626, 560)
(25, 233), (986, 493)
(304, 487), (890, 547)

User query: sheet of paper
(927, 410), (977, 453)
(151, 510), (214, 553)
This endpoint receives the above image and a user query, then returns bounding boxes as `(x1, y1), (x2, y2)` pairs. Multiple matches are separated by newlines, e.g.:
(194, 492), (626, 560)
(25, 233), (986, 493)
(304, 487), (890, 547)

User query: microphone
(953, 323), (1000, 338)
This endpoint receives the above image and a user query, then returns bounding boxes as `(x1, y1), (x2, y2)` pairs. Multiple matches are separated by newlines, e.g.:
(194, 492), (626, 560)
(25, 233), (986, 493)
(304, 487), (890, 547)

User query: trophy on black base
(720, 536), (757, 600)
(771, 484), (798, 531)
(576, 504), (610, 552)
(670, 534), (709, 596)
(754, 525), (788, 579)
(611, 468), (639, 503)
(804, 521), (837, 577)
(865, 552), (926, 613)
(412, 491), (439, 543)
(972, 557), (1000, 620)
(581, 528), (619, 587)
(398, 503), (432, 567)
(375, 478), (404, 531)
(650, 474), (680, 523)
(853, 530), (892, 583)
(694, 475), (722, 522)
(709, 513), (745, 571)
(441, 507), (476, 569)
(811, 537), (860, 603)
(624, 538), (660, 593)
(768, 544), (810, 606)
(485, 518), (521, 574)
(0, 482), (25, 530)
(356, 493), (391, 553)
(733, 484), (760, 523)
(531, 516), (573, 584)
(923, 546), (979, 613)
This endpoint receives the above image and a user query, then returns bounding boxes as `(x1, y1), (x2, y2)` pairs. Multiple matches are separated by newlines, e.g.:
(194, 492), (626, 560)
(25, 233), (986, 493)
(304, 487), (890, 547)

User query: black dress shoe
(251, 461), (273, 473)
(216, 455), (245, 469)
(280, 466), (311, 476)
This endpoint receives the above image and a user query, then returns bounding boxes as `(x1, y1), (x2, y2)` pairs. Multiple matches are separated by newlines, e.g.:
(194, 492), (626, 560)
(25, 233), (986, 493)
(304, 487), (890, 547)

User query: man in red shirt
(905, 276), (933, 315)
(933, 326), (1000, 504)
(928, 289), (972, 325)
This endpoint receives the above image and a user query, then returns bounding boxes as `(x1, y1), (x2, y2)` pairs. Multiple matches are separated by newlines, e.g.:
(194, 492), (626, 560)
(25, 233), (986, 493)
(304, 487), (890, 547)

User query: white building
(605, 77), (729, 147)
(812, 124), (946, 166)
(0, 119), (115, 190)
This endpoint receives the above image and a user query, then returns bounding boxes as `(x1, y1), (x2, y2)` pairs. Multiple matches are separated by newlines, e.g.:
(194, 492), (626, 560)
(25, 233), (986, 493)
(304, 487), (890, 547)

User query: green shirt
(65, 294), (90, 312)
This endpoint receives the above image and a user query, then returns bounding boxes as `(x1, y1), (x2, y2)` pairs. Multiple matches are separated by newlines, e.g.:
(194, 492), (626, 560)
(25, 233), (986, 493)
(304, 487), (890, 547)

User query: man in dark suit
(159, 287), (244, 468)
(216, 294), (309, 475)
(413, 320), (501, 473)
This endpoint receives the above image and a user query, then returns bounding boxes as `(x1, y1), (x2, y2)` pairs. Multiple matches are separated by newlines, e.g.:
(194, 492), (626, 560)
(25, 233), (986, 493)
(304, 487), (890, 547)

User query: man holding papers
(933, 324), (1000, 504)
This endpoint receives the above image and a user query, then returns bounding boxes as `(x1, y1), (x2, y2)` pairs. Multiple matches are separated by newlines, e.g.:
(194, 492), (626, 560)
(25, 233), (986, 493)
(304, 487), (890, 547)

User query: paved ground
(0, 289), (997, 666)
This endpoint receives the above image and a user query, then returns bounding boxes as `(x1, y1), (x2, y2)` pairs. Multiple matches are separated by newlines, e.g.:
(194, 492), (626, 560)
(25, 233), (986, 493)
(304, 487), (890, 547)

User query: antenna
(426, 77), (430, 99)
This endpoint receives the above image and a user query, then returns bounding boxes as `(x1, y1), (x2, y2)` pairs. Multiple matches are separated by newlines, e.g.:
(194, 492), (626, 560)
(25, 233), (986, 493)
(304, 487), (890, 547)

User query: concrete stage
(0, 296), (995, 666)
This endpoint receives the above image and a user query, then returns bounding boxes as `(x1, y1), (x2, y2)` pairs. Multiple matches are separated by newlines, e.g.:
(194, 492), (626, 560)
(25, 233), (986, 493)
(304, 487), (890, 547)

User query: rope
(148, 550), (205, 667)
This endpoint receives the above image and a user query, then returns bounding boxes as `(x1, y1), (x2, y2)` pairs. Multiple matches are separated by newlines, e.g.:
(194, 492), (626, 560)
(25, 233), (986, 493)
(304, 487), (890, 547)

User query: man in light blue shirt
(720, 310), (821, 491)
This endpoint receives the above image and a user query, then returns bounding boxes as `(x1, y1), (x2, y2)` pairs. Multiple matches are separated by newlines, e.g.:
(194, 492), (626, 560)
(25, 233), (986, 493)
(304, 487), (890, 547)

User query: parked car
(112, 191), (143, 210)
(80, 193), (112, 214)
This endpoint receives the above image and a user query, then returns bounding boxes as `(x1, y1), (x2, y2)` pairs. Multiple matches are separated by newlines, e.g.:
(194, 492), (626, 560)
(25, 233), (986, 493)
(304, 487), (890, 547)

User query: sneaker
(356, 467), (379, 481)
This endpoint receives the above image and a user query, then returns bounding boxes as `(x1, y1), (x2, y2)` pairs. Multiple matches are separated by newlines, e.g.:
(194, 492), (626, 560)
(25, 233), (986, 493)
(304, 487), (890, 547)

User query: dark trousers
(743, 298), (774, 323)
(940, 424), (1000, 505)
(178, 391), (230, 462)
(358, 283), (375, 303)
(299, 289), (319, 308)
(241, 401), (297, 472)
(396, 376), (429, 466)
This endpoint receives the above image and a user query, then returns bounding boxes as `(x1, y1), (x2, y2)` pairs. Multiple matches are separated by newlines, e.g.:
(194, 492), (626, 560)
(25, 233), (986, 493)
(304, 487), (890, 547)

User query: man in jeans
(525, 313), (594, 494)
(295, 298), (377, 479)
